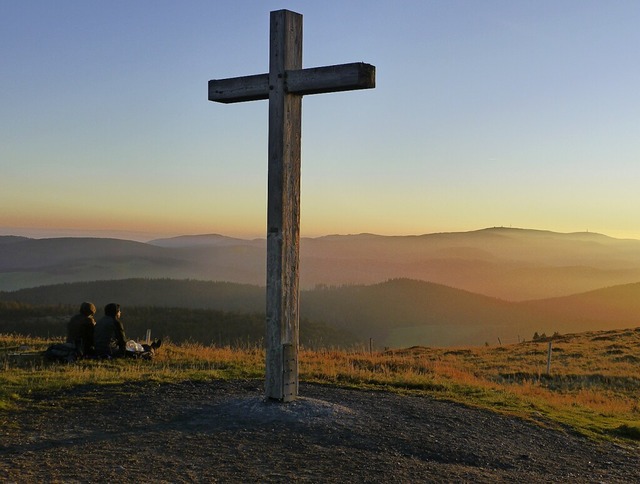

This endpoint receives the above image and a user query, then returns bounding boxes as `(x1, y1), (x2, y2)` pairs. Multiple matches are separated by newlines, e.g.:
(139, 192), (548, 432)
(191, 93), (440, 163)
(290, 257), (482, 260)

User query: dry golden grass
(299, 328), (640, 442)
(1, 327), (639, 443)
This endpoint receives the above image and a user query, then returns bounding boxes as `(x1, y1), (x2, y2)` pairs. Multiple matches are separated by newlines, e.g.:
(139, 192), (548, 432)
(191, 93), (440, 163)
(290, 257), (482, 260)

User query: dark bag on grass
(45, 343), (78, 363)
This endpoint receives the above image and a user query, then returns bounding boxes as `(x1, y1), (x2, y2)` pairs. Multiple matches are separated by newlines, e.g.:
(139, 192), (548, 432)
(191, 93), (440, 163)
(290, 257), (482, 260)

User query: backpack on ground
(45, 343), (78, 363)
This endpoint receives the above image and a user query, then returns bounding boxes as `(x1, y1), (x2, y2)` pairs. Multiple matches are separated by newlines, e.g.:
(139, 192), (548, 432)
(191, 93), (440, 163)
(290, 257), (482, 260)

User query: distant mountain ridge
(1, 277), (638, 347)
(148, 234), (261, 248)
(3, 227), (640, 300)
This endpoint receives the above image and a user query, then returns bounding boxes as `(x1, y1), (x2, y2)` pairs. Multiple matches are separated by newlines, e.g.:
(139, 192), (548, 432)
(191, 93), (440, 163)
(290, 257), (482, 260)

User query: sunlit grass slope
(1, 326), (639, 444)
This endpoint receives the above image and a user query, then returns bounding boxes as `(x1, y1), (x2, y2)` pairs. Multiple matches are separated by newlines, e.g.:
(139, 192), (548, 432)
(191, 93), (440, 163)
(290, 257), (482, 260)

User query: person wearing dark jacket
(66, 301), (96, 357)
(94, 303), (127, 357)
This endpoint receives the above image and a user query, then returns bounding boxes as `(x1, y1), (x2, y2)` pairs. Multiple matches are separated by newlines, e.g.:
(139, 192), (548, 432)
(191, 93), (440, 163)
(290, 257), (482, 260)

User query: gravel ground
(1, 379), (638, 483)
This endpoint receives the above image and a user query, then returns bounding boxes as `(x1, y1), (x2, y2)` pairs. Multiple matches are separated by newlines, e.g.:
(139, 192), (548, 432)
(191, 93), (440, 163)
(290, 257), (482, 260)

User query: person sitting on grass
(94, 303), (127, 358)
(66, 301), (97, 357)
(94, 303), (163, 359)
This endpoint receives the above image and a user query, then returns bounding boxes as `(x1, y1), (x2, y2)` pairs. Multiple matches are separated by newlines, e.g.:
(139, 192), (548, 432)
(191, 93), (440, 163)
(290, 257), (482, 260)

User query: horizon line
(0, 225), (634, 243)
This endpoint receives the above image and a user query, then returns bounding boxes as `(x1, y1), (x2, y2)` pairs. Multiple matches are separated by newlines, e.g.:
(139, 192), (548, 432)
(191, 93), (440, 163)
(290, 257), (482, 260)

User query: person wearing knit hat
(66, 301), (97, 357)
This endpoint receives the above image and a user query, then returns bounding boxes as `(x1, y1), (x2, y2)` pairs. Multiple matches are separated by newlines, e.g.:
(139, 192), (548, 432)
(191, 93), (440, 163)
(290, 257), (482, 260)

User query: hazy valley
(3, 227), (640, 300)
(2, 227), (640, 348)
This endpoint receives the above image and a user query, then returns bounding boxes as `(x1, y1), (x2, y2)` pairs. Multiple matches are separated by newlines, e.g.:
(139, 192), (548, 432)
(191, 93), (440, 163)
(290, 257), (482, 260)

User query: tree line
(0, 301), (360, 349)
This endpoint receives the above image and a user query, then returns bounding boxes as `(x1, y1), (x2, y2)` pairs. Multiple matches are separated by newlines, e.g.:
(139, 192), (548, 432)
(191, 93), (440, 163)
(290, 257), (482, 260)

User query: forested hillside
(0, 301), (359, 349)
(2, 278), (639, 347)
(0, 279), (264, 313)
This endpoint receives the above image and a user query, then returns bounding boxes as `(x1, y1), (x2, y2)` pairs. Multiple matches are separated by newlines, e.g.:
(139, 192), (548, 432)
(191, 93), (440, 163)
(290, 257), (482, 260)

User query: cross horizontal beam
(287, 62), (375, 96)
(208, 73), (268, 104)
(208, 62), (375, 104)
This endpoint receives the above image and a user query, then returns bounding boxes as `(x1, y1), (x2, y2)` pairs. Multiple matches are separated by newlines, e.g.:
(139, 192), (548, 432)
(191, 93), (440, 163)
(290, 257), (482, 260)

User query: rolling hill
(3, 227), (640, 300)
(2, 278), (638, 347)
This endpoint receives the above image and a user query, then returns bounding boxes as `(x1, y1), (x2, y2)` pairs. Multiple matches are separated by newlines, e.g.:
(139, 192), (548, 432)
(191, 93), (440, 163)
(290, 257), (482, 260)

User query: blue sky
(1, 1), (639, 240)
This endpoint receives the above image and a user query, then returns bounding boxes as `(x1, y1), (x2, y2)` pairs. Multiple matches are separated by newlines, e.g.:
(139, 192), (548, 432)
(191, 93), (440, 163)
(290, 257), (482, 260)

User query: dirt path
(1, 380), (638, 483)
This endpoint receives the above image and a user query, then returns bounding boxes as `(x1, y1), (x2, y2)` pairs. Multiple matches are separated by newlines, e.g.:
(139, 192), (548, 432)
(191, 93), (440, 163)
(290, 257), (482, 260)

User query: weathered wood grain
(265, 9), (302, 402)
(286, 63), (375, 95)
(208, 74), (268, 103)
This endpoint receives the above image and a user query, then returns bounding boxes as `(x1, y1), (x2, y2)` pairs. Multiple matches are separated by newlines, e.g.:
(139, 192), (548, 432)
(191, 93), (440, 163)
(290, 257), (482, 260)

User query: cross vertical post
(266, 10), (302, 402)
(208, 9), (375, 402)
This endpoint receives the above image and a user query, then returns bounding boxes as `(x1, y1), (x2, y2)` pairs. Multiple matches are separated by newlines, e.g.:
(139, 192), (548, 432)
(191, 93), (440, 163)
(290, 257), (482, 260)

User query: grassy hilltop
(1, 326), (639, 445)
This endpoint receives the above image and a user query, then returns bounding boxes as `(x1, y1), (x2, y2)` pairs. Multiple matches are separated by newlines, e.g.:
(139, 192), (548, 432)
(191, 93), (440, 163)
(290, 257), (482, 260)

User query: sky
(2, 1), (639, 241)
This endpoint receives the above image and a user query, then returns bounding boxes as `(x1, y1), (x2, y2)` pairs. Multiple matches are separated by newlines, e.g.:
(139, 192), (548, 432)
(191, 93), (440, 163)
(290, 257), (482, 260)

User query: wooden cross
(208, 9), (375, 402)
